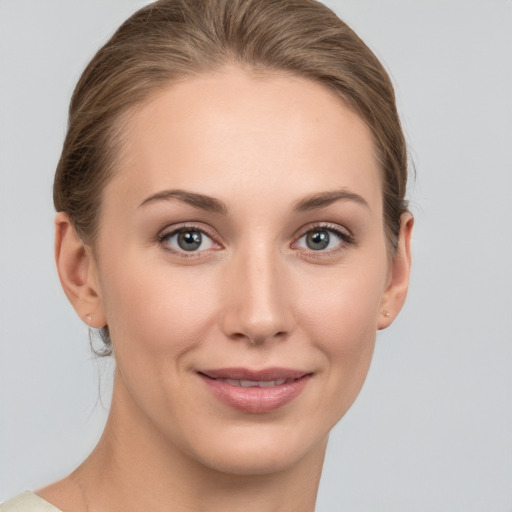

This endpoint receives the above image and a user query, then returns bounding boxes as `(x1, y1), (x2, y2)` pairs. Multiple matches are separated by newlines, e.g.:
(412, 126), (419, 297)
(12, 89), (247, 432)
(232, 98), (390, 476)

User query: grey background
(1, 1), (511, 510)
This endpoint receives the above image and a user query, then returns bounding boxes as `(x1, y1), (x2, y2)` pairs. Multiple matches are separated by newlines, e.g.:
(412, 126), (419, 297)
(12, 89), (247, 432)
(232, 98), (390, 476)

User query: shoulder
(0, 491), (63, 512)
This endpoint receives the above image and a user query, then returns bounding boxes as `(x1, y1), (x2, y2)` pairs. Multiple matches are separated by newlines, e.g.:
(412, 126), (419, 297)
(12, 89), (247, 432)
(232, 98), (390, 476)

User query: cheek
(98, 254), (218, 359)
(296, 260), (387, 410)
(299, 265), (384, 350)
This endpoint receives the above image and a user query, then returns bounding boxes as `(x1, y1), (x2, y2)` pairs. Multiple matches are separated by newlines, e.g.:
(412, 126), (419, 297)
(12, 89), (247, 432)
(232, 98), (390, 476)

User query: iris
(306, 230), (330, 250)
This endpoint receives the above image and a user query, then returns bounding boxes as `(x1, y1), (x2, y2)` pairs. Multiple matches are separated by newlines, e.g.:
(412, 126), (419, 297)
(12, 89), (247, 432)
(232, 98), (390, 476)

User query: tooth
(219, 378), (291, 387)
(240, 380), (259, 387)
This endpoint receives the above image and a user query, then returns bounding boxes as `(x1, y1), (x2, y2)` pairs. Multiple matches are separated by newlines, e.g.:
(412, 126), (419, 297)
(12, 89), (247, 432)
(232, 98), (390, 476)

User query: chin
(179, 419), (330, 476)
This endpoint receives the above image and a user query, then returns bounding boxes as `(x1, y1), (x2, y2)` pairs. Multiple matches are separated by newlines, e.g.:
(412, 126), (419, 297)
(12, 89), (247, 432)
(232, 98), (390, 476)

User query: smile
(214, 378), (291, 387)
(198, 368), (312, 413)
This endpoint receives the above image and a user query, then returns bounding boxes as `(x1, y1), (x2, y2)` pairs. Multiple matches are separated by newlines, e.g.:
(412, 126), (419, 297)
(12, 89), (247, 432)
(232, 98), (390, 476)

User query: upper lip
(198, 367), (310, 381)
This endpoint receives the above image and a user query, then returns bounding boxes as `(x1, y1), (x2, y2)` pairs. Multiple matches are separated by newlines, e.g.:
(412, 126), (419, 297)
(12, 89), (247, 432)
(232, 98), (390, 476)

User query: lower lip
(199, 374), (311, 414)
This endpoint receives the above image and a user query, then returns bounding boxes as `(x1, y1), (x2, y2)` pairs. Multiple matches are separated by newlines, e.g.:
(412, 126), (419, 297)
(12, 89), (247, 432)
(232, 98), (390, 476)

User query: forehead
(108, 68), (382, 213)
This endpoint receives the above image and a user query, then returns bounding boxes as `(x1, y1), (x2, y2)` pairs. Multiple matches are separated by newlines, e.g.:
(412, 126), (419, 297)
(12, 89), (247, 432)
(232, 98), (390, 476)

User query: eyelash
(158, 223), (220, 258)
(157, 222), (354, 258)
(293, 223), (355, 257)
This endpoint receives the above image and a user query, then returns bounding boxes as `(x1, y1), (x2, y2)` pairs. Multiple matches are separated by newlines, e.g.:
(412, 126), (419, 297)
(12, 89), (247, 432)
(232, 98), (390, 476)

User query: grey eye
(296, 227), (346, 252)
(305, 230), (330, 250)
(177, 230), (203, 251)
(162, 228), (216, 253)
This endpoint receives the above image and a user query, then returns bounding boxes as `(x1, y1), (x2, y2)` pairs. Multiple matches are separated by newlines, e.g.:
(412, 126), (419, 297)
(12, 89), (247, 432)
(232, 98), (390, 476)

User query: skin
(42, 67), (413, 512)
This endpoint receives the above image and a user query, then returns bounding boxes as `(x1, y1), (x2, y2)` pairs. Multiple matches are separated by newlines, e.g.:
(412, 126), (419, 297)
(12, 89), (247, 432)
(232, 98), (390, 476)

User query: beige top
(0, 492), (62, 512)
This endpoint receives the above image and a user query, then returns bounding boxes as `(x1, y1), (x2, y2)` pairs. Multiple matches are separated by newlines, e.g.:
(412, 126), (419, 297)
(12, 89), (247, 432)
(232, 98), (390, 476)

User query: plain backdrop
(1, 1), (511, 510)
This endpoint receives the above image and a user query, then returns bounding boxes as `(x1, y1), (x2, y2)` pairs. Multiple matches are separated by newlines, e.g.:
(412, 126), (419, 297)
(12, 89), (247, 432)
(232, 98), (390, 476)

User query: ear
(378, 212), (414, 330)
(54, 212), (107, 328)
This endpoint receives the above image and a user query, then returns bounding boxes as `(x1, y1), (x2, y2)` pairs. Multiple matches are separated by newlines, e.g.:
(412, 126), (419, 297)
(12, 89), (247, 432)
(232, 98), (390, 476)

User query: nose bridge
(221, 238), (293, 343)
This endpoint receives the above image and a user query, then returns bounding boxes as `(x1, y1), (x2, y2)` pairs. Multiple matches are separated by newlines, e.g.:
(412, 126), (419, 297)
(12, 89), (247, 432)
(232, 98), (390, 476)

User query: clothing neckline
(1, 490), (63, 512)
(29, 491), (63, 511)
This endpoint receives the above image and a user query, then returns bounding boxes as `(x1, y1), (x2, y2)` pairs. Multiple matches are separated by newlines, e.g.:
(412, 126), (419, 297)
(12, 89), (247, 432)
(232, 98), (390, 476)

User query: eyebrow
(139, 189), (228, 214)
(293, 189), (370, 212)
(138, 187), (369, 215)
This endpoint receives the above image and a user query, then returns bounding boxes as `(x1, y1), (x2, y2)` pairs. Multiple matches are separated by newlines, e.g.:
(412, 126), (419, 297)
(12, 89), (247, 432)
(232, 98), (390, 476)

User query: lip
(198, 367), (312, 414)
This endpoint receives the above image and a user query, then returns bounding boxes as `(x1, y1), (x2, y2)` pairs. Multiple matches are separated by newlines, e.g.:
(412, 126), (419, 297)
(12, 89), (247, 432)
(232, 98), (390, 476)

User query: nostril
(249, 331), (288, 345)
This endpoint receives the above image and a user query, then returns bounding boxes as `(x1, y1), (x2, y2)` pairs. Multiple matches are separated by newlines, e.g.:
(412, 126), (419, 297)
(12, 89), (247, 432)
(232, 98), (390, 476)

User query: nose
(219, 244), (295, 345)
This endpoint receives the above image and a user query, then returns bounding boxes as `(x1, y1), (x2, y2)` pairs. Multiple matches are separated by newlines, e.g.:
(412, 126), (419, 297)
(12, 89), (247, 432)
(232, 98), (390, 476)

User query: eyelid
(157, 223), (222, 256)
(291, 222), (355, 253)
(155, 221), (354, 258)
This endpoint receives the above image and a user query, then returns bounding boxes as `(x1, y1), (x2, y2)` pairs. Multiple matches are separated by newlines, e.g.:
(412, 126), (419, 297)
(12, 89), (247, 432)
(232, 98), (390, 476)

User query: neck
(71, 370), (327, 512)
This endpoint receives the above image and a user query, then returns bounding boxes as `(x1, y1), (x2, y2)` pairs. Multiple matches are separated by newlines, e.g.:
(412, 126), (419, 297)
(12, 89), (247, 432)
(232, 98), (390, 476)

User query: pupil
(178, 231), (202, 251)
(307, 230), (329, 250)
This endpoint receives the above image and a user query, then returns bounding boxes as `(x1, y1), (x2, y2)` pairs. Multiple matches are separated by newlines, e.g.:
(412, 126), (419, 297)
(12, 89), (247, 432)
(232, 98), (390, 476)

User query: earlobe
(378, 212), (414, 330)
(54, 212), (107, 328)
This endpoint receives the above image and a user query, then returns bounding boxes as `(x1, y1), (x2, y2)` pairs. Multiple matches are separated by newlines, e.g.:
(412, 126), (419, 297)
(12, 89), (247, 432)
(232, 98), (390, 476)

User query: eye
(294, 225), (352, 252)
(160, 227), (217, 253)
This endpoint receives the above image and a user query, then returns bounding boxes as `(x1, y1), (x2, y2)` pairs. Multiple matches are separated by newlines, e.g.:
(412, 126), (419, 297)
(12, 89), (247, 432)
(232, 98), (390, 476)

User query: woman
(1, 0), (412, 510)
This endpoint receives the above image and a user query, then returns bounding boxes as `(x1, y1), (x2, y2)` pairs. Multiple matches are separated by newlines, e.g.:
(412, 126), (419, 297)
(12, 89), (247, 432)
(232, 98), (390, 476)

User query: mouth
(197, 367), (312, 413)
(204, 377), (294, 388)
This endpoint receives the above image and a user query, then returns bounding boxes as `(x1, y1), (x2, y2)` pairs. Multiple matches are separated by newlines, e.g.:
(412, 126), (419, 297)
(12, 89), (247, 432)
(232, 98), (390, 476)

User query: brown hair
(54, 0), (409, 353)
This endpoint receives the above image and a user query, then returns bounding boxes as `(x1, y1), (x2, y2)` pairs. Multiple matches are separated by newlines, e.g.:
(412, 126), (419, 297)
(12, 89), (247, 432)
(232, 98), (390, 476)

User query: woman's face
(86, 68), (405, 474)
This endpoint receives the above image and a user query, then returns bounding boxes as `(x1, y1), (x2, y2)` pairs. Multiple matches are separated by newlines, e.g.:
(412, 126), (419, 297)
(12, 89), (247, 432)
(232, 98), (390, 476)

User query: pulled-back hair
(54, 0), (409, 354)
